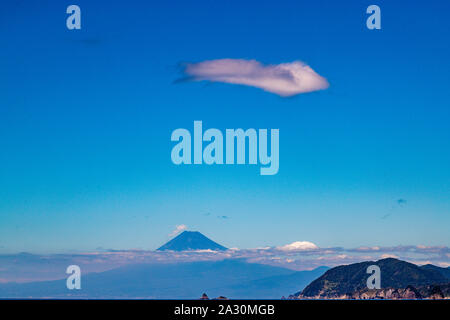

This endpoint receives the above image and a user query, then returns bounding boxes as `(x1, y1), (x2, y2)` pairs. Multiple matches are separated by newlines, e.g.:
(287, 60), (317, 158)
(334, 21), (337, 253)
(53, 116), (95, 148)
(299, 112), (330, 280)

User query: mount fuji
(157, 231), (227, 251)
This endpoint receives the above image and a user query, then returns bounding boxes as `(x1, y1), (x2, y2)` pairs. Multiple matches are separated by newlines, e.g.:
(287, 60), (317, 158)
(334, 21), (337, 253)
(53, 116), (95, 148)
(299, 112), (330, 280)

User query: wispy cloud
(380, 253), (400, 259)
(181, 59), (329, 97)
(382, 198), (408, 219)
(169, 224), (187, 237)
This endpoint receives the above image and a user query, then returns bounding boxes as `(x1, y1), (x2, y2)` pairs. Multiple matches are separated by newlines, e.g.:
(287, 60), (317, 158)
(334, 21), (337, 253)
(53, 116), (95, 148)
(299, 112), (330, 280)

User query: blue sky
(0, 0), (449, 253)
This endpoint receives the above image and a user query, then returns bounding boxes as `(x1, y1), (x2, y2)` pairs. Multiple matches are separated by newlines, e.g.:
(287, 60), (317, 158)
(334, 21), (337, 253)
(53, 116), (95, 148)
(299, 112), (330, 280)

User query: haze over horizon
(1, 230), (448, 286)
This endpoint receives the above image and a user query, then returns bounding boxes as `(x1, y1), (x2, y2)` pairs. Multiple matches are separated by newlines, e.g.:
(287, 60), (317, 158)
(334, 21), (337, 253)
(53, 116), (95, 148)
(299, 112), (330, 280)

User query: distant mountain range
(292, 258), (450, 299)
(2, 231), (449, 299)
(0, 231), (330, 298)
(157, 231), (227, 251)
(0, 259), (327, 299)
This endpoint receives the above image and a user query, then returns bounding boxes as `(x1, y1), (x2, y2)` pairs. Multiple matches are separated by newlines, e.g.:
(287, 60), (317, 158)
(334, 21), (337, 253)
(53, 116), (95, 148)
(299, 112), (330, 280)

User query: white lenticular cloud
(169, 224), (187, 237)
(183, 59), (329, 97)
(277, 241), (319, 251)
